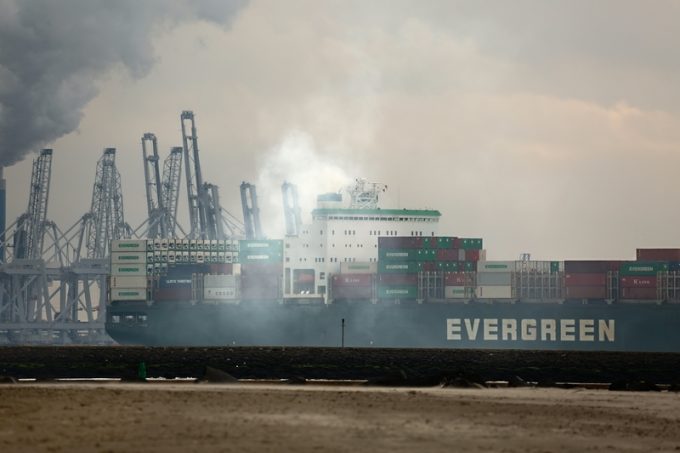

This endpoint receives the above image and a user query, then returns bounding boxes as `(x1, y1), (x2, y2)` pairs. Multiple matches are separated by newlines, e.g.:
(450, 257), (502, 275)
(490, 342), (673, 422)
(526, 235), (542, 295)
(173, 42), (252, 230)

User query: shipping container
(111, 288), (147, 301)
(619, 262), (668, 276)
(621, 287), (658, 300)
(377, 285), (418, 299)
(421, 262), (437, 272)
(670, 261), (680, 272)
(241, 262), (283, 276)
(111, 264), (147, 276)
(436, 262), (460, 271)
(550, 261), (562, 273)
(460, 238), (483, 250)
(340, 262), (378, 274)
(620, 276), (657, 288)
(444, 286), (474, 299)
(378, 261), (422, 274)
(332, 274), (373, 287)
(158, 276), (193, 290)
(239, 251), (283, 264)
(564, 261), (621, 273)
(475, 285), (512, 299)
(110, 276), (148, 289)
(203, 286), (237, 301)
(332, 285), (373, 300)
(477, 261), (514, 273)
(444, 272), (474, 286)
(208, 263), (233, 274)
(379, 249), (436, 261)
(240, 239), (284, 253)
(636, 248), (680, 261)
(465, 249), (479, 262)
(476, 272), (512, 286)
(203, 274), (237, 288)
(111, 239), (147, 253)
(111, 252), (147, 264)
(378, 237), (423, 250)
(565, 273), (606, 287)
(378, 273), (418, 285)
(564, 286), (607, 299)
(435, 249), (460, 261)
(153, 288), (192, 301)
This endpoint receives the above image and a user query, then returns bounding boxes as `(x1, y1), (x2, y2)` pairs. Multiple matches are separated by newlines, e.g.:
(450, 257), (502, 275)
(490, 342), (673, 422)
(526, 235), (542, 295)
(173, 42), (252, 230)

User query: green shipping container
(436, 261), (459, 271)
(619, 262), (668, 276)
(239, 240), (284, 254)
(550, 261), (561, 273)
(379, 261), (422, 274)
(460, 238), (483, 250)
(378, 285), (418, 299)
(435, 237), (454, 249)
(238, 252), (283, 264)
(379, 249), (436, 262)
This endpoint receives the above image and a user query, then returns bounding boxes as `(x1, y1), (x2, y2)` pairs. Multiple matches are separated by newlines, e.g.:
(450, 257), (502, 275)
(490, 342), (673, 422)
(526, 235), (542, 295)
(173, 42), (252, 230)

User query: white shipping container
(476, 285), (513, 299)
(340, 262), (378, 274)
(476, 261), (515, 273)
(513, 260), (554, 273)
(110, 288), (147, 301)
(458, 249), (466, 261)
(204, 274), (237, 288)
(111, 252), (147, 264)
(203, 286), (237, 300)
(444, 286), (473, 299)
(111, 276), (148, 289)
(476, 272), (512, 286)
(111, 239), (147, 253)
(111, 264), (147, 276)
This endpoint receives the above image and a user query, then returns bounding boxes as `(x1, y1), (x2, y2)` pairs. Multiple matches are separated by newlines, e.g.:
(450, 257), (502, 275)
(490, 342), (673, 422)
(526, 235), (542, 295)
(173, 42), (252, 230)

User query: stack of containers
(378, 236), (484, 300)
(475, 261), (513, 299)
(203, 274), (238, 302)
(331, 274), (375, 300)
(619, 261), (667, 300)
(110, 239), (149, 301)
(513, 261), (563, 299)
(564, 261), (619, 299)
(239, 240), (283, 300)
(638, 249), (680, 300)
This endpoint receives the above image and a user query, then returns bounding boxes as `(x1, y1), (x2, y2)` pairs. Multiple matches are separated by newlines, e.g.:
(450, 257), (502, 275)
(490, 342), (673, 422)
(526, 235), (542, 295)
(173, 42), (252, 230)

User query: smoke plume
(0, 0), (247, 166)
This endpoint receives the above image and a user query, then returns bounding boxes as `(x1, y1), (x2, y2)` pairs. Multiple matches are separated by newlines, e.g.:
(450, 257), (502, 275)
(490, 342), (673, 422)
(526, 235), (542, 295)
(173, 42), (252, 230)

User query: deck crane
(180, 110), (244, 240)
(240, 182), (263, 240)
(281, 181), (302, 237)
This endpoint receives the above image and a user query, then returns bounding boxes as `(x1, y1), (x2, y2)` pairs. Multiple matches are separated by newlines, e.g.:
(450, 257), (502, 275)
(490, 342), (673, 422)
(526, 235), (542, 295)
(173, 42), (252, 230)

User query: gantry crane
(161, 147), (183, 238)
(240, 182), (263, 240)
(281, 181), (302, 237)
(142, 133), (166, 238)
(180, 111), (244, 239)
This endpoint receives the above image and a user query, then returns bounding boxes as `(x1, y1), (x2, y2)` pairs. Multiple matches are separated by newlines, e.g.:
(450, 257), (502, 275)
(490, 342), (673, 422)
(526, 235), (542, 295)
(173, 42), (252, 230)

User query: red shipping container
(565, 273), (606, 286)
(465, 249), (480, 261)
(378, 273), (418, 285)
(636, 249), (680, 261)
(332, 286), (373, 300)
(444, 272), (469, 286)
(619, 276), (657, 288)
(153, 288), (192, 301)
(332, 274), (373, 287)
(436, 249), (459, 261)
(564, 261), (621, 273)
(208, 263), (233, 274)
(421, 262), (437, 272)
(621, 287), (658, 299)
(565, 286), (607, 299)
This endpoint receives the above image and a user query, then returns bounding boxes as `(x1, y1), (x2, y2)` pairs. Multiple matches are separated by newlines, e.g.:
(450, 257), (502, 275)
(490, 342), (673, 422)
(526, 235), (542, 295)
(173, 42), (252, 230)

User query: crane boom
(161, 147), (183, 238)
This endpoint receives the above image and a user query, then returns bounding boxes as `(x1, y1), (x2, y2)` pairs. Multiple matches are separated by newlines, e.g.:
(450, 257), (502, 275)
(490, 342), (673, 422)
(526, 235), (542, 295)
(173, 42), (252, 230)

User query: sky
(2, 0), (680, 260)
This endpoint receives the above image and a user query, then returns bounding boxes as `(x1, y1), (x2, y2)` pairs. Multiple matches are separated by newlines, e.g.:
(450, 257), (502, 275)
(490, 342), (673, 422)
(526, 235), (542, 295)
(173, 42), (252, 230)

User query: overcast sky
(3, 0), (680, 260)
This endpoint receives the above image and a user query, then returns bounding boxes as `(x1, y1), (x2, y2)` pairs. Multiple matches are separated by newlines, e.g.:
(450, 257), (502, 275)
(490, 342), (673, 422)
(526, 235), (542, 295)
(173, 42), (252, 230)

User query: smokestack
(0, 167), (5, 263)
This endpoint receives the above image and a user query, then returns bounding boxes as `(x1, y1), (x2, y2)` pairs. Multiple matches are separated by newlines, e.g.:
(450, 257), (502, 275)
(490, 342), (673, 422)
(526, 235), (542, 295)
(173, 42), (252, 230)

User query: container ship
(106, 181), (680, 352)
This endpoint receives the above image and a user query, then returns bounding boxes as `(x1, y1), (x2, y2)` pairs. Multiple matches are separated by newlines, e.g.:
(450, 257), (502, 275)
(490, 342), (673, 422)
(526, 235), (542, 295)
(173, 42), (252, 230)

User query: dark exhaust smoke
(0, 0), (248, 166)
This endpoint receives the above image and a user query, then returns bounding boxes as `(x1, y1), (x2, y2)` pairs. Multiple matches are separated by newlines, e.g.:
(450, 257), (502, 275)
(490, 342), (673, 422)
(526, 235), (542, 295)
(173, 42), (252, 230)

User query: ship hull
(106, 300), (680, 352)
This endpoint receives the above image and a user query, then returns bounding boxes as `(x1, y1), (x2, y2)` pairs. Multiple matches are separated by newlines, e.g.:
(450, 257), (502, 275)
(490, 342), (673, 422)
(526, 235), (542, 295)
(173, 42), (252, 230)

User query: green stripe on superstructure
(311, 208), (441, 217)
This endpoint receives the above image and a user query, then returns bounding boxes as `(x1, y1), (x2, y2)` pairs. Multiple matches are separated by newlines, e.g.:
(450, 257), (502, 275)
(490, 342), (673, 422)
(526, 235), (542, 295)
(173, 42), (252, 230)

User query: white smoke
(256, 130), (356, 237)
